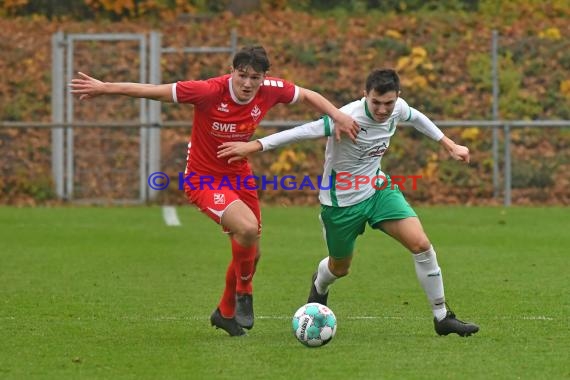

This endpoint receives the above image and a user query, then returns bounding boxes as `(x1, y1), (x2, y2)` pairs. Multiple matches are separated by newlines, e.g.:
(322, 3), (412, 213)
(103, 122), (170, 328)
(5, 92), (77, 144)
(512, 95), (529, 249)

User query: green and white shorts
(319, 177), (417, 259)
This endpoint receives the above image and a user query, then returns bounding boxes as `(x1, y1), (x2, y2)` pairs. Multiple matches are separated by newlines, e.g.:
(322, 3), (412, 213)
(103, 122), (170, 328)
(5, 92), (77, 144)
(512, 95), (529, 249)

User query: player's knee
(410, 237), (431, 254)
(332, 267), (349, 277)
(330, 262), (350, 277)
(234, 222), (259, 245)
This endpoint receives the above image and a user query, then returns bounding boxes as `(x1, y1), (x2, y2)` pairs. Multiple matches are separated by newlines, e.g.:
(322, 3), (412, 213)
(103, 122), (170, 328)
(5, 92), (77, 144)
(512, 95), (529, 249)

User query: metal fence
(49, 30), (238, 203)
(1, 119), (569, 206)
(1, 29), (569, 206)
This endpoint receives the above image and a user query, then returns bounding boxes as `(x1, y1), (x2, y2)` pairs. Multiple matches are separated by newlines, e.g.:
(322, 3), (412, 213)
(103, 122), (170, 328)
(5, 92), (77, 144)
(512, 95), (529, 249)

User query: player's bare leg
(380, 217), (479, 337)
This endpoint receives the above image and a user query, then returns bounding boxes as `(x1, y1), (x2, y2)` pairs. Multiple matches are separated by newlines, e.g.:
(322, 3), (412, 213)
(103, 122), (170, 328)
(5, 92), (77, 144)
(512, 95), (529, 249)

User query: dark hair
(365, 69), (400, 95)
(232, 45), (270, 73)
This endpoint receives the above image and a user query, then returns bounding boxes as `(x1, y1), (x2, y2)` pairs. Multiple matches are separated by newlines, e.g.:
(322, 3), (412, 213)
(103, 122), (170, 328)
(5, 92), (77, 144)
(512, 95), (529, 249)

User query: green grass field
(0, 206), (568, 380)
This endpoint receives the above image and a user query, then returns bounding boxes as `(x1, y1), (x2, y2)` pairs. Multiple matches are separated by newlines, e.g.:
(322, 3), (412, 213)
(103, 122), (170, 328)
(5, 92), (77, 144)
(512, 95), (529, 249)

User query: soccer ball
(292, 302), (337, 347)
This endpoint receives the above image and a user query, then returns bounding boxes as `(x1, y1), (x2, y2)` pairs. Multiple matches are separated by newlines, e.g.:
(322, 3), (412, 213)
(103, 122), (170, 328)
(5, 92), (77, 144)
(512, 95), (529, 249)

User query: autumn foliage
(0, 2), (569, 206)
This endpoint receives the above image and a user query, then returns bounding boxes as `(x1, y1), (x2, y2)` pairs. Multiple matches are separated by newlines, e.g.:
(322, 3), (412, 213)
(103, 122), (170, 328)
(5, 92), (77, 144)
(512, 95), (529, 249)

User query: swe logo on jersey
(212, 122), (237, 132)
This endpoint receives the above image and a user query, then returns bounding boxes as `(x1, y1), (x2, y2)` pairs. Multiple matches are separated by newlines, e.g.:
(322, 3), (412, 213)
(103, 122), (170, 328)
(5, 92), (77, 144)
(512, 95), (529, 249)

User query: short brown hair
(365, 69), (400, 94)
(232, 45), (271, 73)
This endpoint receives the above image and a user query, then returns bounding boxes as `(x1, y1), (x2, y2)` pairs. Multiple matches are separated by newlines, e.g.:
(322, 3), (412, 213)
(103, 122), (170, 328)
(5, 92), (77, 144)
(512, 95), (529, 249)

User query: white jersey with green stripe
(319, 97), (412, 206)
(257, 97), (443, 207)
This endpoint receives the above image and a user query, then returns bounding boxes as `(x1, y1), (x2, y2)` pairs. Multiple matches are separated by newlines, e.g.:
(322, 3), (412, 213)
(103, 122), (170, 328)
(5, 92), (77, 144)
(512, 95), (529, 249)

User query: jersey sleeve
(395, 97), (443, 141)
(172, 79), (219, 106)
(396, 97), (413, 122)
(407, 107), (444, 141)
(258, 117), (332, 151)
(263, 77), (299, 105)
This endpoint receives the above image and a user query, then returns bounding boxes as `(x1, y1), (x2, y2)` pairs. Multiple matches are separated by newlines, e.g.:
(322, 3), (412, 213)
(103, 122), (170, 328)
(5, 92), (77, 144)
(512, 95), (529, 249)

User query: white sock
(315, 257), (338, 295)
(412, 245), (447, 321)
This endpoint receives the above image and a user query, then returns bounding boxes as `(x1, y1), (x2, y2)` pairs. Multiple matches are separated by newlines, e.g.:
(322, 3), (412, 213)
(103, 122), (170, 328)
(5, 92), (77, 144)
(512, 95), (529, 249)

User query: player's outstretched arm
(297, 87), (359, 142)
(406, 105), (469, 163)
(218, 118), (329, 163)
(69, 72), (174, 102)
(439, 136), (470, 163)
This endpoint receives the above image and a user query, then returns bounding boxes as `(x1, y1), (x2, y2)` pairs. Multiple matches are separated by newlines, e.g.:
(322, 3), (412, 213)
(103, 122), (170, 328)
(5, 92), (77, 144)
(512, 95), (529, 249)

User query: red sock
(231, 238), (257, 295)
(253, 246), (260, 276)
(218, 261), (237, 318)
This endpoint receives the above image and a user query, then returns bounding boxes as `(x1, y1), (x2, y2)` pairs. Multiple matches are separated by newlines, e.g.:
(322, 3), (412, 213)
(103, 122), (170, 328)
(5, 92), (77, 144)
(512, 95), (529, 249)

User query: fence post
(138, 35), (149, 203)
(492, 30), (500, 199)
(503, 124), (511, 206)
(230, 28), (238, 55)
(51, 31), (65, 199)
(65, 34), (75, 200)
(148, 31), (162, 201)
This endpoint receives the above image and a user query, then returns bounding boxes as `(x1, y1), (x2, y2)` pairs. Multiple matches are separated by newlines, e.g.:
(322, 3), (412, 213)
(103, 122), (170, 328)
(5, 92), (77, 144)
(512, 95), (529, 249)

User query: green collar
(363, 98), (375, 122)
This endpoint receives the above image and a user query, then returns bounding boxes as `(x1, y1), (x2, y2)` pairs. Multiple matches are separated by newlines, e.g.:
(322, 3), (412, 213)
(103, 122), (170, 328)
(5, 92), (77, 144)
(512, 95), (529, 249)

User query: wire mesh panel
(0, 126), (53, 205)
(506, 125), (569, 205)
(67, 35), (147, 203)
(71, 125), (142, 202)
(42, 30), (569, 206)
(497, 33), (570, 204)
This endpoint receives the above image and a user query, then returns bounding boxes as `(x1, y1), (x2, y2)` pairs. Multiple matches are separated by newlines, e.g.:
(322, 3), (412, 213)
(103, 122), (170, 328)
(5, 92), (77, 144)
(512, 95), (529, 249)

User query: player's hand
(448, 143), (470, 164)
(217, 141), (262, 164)
(69, 72), (105, 100)
(333, 113), (359, 143)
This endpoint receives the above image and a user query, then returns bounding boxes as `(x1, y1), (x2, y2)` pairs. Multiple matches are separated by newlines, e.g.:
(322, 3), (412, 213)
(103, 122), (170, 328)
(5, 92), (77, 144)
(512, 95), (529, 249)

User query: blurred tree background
(0, 0), (568, 206)
(1, 0), (564, 20)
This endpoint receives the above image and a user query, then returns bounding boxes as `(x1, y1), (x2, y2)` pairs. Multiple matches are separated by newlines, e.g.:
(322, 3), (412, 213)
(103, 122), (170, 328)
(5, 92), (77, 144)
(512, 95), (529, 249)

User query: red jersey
(174, 74), (299, 178)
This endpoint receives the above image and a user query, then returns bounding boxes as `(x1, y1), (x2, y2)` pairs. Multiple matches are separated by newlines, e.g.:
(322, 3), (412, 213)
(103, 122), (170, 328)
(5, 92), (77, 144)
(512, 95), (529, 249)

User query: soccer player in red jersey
(70, 46), (359, 336)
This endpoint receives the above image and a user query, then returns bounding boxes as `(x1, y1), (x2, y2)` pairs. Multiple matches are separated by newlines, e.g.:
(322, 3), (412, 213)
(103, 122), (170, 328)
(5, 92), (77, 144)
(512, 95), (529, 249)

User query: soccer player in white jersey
(217, 69), (479, 337)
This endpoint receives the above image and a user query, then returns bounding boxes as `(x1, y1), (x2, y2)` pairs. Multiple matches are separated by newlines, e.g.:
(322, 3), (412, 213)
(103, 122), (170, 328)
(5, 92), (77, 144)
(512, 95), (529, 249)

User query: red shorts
(184, 179), (261, 232)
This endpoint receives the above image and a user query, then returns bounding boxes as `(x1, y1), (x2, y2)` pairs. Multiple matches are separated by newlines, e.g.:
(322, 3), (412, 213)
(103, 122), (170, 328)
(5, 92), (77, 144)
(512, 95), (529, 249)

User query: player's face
(231, 66), (266, 102)
(365, 89), (399, 122)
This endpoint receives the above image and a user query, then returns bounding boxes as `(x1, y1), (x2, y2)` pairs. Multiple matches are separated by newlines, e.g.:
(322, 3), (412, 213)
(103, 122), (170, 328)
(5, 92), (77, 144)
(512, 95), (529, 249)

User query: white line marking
(521, 316), (554, 321)
(1, 315), (558, 322)
(162, 206), (181, 226)
(178, 315), (558, 322)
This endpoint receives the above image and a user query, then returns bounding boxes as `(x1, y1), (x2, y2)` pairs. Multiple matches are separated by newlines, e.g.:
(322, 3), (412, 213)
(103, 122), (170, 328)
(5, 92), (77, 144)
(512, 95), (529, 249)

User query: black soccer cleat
(210, 308), (246, 337)
(235, 293), (254, 330)
(307, 272), (329, 306)
(434, 308), (479, 337)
